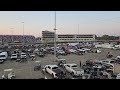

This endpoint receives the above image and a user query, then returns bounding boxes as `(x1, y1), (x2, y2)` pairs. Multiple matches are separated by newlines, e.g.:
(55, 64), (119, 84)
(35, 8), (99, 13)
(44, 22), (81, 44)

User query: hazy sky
(0, 11), (120, 37)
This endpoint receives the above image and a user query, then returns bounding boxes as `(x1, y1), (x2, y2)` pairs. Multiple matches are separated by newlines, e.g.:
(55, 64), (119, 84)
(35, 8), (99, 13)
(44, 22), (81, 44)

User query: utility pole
(78, 24), (79, 43)
(10, 28), (14, 43)
(22, 22), (24, 45)
(53, 11), (57, 61)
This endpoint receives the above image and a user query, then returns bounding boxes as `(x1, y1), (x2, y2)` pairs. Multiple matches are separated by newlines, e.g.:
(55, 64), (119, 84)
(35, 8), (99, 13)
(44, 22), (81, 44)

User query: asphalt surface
(0, 48), (120, 79)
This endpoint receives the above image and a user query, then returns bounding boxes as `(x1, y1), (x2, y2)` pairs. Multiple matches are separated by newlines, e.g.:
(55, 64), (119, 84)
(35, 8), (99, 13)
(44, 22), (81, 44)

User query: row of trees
(96, 35), (119, 40)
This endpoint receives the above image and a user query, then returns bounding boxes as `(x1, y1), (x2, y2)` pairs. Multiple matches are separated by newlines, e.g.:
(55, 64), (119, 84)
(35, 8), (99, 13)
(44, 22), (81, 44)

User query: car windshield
(103, 61), (109, 63)
(12, 55), (17, 56)
(110, 61), (115, 63)
(22, 54), (26, 55)
(59, 50), (63, 52)
(71, 65), (77, 68)
(0, 55), (5, 57)
(52, 66), (58, 69)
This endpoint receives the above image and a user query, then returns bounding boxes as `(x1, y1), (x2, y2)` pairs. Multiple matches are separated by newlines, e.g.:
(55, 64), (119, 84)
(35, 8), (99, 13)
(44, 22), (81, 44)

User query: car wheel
(34, 67), (36, 71)
(52, 74), (54, 78)
(71, 72), (74, 76)
(44, 68), (47, 72)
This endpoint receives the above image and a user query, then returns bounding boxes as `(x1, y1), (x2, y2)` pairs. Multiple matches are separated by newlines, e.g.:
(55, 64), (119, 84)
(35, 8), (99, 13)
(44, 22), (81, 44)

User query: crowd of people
(0, 35), (36, 43)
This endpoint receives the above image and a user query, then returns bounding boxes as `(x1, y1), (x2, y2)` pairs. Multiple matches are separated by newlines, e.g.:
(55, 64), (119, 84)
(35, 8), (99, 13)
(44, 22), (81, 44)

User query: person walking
(80, 60), (82, 68)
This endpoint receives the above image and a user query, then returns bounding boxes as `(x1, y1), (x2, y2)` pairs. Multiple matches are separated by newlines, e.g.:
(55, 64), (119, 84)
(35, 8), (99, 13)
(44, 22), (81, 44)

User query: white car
(57, 50), (66, 55)
(82, 48), (91, 53)
(20, 53), (27, 59)
(11, 54), (18, 60)
(29, 53), (35, 57)
(115, 56), (120, 60)
(116, 73), (120, 79)
(101, 59), (115, 65)
(69, 49), (77, 54)
(45, 65), (65, 79)
(96, 49), (101, 53)
(77, 49), (86, 53)
(7, 72), (15, 79)
(64, 63), (84, 76)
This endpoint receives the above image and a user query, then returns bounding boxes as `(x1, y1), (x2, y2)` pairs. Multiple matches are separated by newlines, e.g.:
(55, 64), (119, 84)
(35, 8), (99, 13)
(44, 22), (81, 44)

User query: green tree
(102, 35), (110, 40)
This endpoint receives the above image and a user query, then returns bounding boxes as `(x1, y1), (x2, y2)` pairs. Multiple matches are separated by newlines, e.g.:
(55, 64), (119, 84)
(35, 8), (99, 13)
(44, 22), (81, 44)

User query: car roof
(21, 52), (26, 54)
(102, 59), (115, 62)
(46, 65), (58, 68)
(12, 54), (17, 55)
(64, 63), (77, 66)
(4, 69), (13, 71)
(57, 59), (66, 61)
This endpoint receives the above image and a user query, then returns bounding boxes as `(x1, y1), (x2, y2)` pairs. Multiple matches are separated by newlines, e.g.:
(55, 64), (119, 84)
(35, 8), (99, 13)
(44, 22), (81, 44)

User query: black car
(75, 50), (84, 55)
(37, 52), (45, 57)
(52, 68), (66, 79)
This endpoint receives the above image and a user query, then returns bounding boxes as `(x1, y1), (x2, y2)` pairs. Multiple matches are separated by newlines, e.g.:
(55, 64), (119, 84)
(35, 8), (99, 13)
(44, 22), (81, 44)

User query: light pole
(54, 11), (57, 61)
(10, 28), (14, 43)
(78, 24), (79, 43)
(21, 22), (24, 45)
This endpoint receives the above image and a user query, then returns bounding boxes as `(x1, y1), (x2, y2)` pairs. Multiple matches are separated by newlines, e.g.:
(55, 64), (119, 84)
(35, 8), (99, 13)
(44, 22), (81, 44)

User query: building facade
(42, 30), (96, 43)
(42, 30), (55, 43)
(57, 34), (96, 43)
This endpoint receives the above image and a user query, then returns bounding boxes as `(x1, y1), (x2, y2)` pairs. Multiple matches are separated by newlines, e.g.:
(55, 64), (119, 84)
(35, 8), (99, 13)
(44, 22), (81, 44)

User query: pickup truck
(64, 63), (84, 76)
(45, 65), (65, 79)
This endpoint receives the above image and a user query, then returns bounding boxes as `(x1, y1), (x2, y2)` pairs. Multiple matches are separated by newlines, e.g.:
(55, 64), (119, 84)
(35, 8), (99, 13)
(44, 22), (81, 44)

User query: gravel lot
(0, 48), (120, 79)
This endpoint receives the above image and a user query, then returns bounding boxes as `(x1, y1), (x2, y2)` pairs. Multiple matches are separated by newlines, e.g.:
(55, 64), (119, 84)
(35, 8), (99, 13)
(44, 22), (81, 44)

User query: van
(0, 52), (8, 63)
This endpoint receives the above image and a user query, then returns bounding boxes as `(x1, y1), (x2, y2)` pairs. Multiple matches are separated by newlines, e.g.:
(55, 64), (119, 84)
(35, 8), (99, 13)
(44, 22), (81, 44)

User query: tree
(102, 35), (109, 40)
(96, 35), (119, 41)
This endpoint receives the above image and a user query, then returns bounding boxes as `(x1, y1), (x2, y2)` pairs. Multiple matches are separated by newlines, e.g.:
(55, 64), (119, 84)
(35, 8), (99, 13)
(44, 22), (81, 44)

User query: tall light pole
(54, 11), (57, 61)
(21, 22), (24, 45)
(10, 28), (14, 43)
(78, 24), (79, 43)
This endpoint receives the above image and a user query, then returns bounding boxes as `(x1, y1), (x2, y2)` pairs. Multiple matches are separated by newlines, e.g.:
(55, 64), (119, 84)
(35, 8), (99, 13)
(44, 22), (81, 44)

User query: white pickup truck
(45, 65), (65, 79)
(64, 63), (84, 76)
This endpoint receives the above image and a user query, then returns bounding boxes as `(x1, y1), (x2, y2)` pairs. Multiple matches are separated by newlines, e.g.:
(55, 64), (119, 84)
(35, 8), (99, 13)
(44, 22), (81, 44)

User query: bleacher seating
(0, 35), (36, 43)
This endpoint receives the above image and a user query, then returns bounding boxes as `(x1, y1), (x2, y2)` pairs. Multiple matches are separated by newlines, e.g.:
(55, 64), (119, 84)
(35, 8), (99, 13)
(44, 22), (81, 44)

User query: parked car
(116, 73), (120, 79)
(63, 63), (84, 76)
(57, 59), (66, 67)
(20, 52), (27, 59)
(2, 69), (15, 79)
(0, 52), (8, 63)
(96, 49), (102, 53)
(37, 52), (45, 57)
(75, 50), (84, 55)
(106, 54), (113, 58)
(57, 50), (67, 55)
(77, 49), (85, 54)
(10, 54), (18, 60)
(81, 48), (91, 53)
(101, 59), (116, 65)
(45, 65), (66, 79)
(28, 53), (35, 58)
(69, 49), (77, 54)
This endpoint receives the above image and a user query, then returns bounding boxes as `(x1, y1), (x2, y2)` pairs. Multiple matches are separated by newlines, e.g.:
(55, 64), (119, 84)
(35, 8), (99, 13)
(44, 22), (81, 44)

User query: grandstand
(0, 35), (36, 44)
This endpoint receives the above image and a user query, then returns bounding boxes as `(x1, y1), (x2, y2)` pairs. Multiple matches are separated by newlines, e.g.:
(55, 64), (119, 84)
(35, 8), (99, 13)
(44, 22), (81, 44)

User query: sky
(0, 11), (120, 37)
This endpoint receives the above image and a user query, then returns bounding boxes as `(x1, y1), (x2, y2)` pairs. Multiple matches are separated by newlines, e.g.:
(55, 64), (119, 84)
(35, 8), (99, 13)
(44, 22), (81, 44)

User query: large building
(42, 30), (96, 44)
(57, 34), (96, 43)
(42, 30), (55, 43)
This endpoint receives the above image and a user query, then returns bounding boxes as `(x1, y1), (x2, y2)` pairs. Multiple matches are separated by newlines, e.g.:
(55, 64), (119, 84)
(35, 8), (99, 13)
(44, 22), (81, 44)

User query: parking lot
(0, 48), (120, 79)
